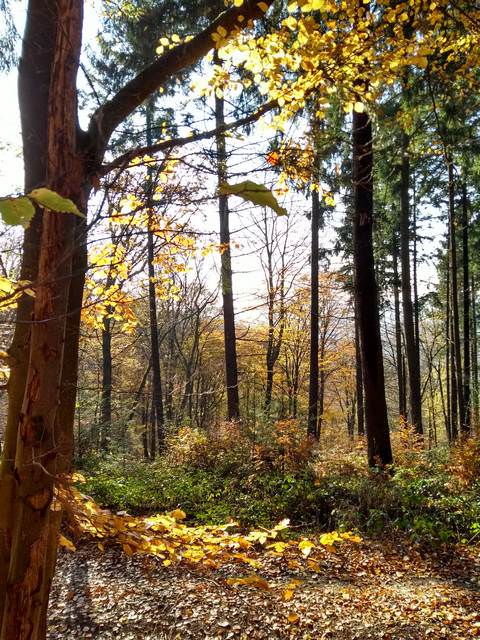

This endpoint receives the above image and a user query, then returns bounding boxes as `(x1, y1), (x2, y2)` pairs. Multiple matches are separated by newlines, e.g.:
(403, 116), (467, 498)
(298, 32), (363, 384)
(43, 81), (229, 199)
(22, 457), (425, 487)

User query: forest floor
(47, 538), (480, 640)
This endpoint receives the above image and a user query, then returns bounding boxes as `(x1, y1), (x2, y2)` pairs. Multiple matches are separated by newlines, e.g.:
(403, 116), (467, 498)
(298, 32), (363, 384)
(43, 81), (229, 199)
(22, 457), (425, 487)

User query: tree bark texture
(400, 133), (422, 434)
(461, 183), (471, 434)
(354, 297), (365, 436)
(352, 106), (392, 467)
(308, 187), (320, 438)
(392, 241), (407, 421)
(215, 71), (240, 422)
(0, 2), (85, 636)
(447, 160), (465, 433)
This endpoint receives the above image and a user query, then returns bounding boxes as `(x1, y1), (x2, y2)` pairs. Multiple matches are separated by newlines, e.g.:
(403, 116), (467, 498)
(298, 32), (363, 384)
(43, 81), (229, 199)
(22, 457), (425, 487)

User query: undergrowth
(79, 422), (480, 546)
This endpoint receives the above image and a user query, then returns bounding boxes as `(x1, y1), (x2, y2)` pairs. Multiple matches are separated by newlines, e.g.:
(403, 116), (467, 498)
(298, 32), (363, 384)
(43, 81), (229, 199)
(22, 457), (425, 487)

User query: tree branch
(88, 0), (274, 160)
(100, 99), (278, 176)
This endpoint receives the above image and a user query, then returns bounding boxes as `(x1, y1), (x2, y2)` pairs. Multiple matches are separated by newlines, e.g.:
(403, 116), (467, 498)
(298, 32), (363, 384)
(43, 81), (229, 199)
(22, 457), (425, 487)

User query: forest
(0, 0), (479, 638)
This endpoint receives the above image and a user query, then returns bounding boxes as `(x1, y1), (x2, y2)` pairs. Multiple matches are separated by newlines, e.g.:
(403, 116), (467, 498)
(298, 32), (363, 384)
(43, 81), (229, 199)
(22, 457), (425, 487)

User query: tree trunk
(38, 217), (87, 637)
(215, 61), (240, 422)
(352, 104), (392, 467)
(354, 297), (365, 436)
(447, 160), (465, 432)
(400, 133), (422, 434)
(0, 0), (59, 618)
(392, 240), (407, 422)
(147, 218), (165, 452)
(146, 104), (165, 452)
(445, 262), (452, 441)
(100, 315), (112, 450)
(471, 274), (479, 429)
(0, 2), (86, 636)
(461, 182), (471, 434)
(308, 187), (320, 438)
(450, 298), (459, 441)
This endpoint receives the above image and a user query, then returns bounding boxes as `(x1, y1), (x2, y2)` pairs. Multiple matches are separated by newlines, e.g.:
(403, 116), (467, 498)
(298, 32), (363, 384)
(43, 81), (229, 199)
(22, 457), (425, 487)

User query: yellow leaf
(298, 539), (315, 557)
(287, 613), (300, 624)
(59, 534), (76, 553)
(257, 1), (269, 11)
(171, 508), (186, 521)
(217, 25), (228, 37)
(354, 101), (365, 113)
(122, 543), (134, 556)
(234, 0), (244, 5)
(283, 588), (294, 601)
(226, 573), (270, 590)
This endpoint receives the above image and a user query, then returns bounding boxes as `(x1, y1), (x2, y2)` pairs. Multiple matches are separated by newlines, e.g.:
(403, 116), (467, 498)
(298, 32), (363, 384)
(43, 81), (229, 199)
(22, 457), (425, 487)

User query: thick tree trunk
(400, 133), (422, 434)
(0, 0), (59, 618)
(461, 182), (471, 434)
(308, 187), (320, 438)
(215, 70), (240, 422)
(447, 160), (465, 432)
(0, 2), (85, 636)
(38, 218), (87, 636)
(392, 241), (407, 422)
(352, 106), (392, 467)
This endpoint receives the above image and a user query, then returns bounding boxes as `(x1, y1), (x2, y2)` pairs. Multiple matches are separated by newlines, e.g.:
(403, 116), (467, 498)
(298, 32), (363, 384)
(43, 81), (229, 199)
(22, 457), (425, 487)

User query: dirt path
(47, 539), (479, 639)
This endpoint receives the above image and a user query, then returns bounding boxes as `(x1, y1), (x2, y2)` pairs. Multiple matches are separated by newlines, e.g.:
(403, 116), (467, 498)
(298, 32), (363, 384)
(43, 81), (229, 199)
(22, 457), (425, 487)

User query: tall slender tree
(400, 132), (423, 434)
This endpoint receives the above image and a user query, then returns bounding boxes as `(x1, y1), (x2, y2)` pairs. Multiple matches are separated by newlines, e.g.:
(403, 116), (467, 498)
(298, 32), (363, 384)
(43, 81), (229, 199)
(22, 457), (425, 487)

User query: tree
(352, 95), (392, 466)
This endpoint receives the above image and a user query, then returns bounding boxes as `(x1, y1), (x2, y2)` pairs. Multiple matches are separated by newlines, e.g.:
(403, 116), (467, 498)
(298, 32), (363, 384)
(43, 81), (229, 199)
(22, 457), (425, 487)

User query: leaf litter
(48, 494), (480, 639)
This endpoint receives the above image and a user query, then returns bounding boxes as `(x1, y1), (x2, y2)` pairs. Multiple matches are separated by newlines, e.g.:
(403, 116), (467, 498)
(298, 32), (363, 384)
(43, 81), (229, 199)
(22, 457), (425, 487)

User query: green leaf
(28, 188), (85, 218)
(219, 180), (288, 216)
(0, 197), (35, 228)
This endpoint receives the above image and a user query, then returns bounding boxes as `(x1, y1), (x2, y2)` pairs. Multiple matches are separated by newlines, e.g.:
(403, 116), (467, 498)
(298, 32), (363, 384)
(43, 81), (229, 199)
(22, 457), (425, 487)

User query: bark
(450, 307), (459, 440)
(147, 218), (165, 451)
(146, 103), (165, 452)
(0, 2), (85, 636)
(445, 263), (452, 442)
(392, 241), (407, 421)
(215, 66), (240, 421)
(472, 275), (479, 429)
(461, 183), (471, 434)
(0, 0), (58, 617)
(263, 216), (286, 415)
(308, 187), (320, 438)
(100, 315), (112, 449)
(352, 105), (392, 467)
(447, 160), (465, 432)
(400, 133), (422, 434)
(38, 217), (87, 637)
(354, 298), (365, 436)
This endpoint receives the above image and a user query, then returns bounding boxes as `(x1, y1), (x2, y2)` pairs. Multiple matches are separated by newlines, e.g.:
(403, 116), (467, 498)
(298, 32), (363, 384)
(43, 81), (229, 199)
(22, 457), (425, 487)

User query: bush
(79, 426), (480, 545)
